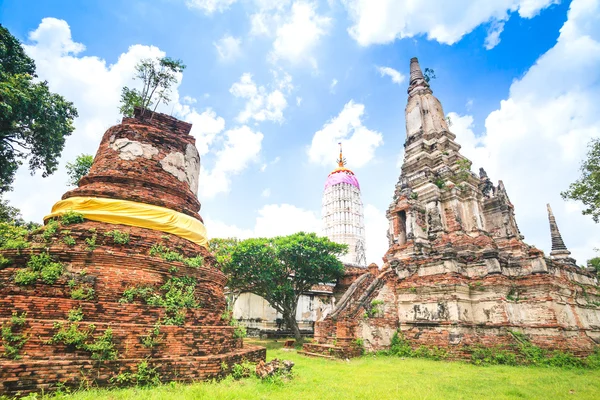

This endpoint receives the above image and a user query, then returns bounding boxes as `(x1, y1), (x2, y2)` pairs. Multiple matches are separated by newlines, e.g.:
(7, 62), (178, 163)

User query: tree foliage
(561, 138), (600, 223)
(0, 25), (78, 194)
(65, 153), (93, 186)
(424, 68), (436, 83)
(212, 232), (347, 341)
(119, 57), (185, 117)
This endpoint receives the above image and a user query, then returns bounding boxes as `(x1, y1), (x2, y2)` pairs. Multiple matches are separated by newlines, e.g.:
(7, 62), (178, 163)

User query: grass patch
(23, 338), (600, 400)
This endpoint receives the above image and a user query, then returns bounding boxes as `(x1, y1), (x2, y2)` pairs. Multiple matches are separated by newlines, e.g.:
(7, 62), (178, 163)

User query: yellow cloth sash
(44, 197), (208, 248)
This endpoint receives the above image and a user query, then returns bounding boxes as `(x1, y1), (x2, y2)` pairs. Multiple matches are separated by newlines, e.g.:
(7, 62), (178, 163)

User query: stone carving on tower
(322, 143), (367, 267)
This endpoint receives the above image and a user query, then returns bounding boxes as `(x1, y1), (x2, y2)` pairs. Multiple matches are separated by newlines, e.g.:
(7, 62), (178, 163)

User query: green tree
(0, 25), (78, 194)
(561, 138), (600, 222)
(424, 68), (436, 83)
(119, 57), (185, 118)
(214, 232), (347, 342)
(65, 153), (93, 186)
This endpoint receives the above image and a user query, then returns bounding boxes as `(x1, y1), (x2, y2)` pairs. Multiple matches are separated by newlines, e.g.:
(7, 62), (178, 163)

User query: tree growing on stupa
(0, 25), (78, 194)
(214, 232), (347, 342)
(65, 153), (93, 186)
(119, 57), (185, 117)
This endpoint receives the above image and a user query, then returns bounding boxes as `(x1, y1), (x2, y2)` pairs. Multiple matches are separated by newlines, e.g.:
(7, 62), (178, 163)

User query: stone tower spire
(546, 204), (575, 263)
(408, 57), (431, 95)
(322, 145), (367, 267)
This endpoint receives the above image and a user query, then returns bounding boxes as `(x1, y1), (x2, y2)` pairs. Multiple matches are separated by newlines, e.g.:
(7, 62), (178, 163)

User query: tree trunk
(283, 309), (302, 343)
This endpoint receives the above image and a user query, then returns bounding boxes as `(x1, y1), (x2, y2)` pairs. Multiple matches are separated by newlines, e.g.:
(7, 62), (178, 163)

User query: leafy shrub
(85, 234), (97, 251)
(104, 230), (130, 244)
(50, 321), (94, 349)
(184, 255), (204, 268)
(50, 321), (117, 360)
(86, 328), (118, 361)
(389, 331), (413, 357)
(140, 323), (163, 349)
(61, 211), (85, 225)
(40, 261), (64, 284)
(62, 235), (76, 246)
(119, 276), (200, 326)
(134, 361), (161, 386)
(1, 312), (29, 359)
(71, 286), (95, 300)
(13, 252), (64, 285)
(231, 361), (255, 380)
(68, 307), (84, 322)
(41, 220), (59, 241)
(14, 269), (38, 285)
(0, 255), (11, 269)
(0, 222), (30, 250)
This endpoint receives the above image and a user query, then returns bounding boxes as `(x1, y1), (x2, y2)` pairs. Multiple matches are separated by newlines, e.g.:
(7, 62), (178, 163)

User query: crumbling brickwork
(307, 58), (600, 359)
(0, 109), (265, 395)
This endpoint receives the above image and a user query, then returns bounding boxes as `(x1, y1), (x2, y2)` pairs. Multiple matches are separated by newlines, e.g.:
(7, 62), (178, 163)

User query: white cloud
(206, 203), (321, 239)
(447, 0), (600, 262)
(308, 100), (383, 168)
(6, 18), (166, 222)
(200, 126), (263, 198)
(178, 107), (226, 156)
(341, 0), (559, 47)
(261, 188), (271, 197)
(485, 20), (505, 49)
(5, 18), (229, 222)
(296, 96), (303, 106)
(270, 1), (331, 67)
(376, 66), (405, 84)
(329, 78), (338, 93)
(214, 34), (242, 61)
(183, 95), (197, 104)
(185, 0), (238, 14)
(229, 71), (293, 124)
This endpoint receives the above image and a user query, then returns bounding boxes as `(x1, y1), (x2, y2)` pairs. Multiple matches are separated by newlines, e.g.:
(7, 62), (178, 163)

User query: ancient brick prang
(0, 109), (265, 395)
(308, 58), (600, 359)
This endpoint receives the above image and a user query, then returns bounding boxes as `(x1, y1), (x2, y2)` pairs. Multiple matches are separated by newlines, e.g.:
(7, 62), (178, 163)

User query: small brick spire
(547, 204), (573, 261)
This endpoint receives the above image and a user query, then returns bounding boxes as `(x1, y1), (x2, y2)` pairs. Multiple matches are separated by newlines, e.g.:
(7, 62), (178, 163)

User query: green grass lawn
(29, 339), (600, 400)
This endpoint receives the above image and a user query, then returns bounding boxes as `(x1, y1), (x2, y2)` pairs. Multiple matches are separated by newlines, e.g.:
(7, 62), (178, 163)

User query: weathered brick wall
(0, 110), (265, 395)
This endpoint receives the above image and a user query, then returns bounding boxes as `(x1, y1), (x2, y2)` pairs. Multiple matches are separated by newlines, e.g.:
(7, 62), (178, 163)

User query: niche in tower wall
(395, 210), (407, 245)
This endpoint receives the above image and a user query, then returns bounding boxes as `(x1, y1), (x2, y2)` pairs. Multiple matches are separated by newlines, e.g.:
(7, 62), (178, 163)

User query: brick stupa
(304, 58), (600, 359)
(0, 108), (265, 395)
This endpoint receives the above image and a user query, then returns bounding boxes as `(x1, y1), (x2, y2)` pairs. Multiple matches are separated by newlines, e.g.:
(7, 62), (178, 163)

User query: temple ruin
(0, 108), (265, 395)
(303, 58), (600, 359)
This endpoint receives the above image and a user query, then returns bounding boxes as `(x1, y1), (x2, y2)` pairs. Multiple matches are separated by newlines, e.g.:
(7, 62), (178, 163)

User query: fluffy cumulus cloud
(308, 100), (383, 168)
(229, 71), (293, 124)
(448, 0), (600, 261)
(270, 1), (331, 67)
(376, 66), (405, 84)
(341, 0), (559, 47)
(200, 125), (264, 198)
(213, 34), (242, 61)
(185, 0), (238, 14)
(5, 18), (230, 221)
(205, 203), (321, 239)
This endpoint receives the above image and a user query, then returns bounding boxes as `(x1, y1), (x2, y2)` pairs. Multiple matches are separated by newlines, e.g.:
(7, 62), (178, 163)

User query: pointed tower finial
(546, 203), (575, 263)
(408, 57), (431, 96)
(337, 142), (346, 168)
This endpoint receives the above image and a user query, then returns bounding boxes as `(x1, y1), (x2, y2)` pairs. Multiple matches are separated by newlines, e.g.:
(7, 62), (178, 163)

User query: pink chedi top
(324, 168), (360, 190)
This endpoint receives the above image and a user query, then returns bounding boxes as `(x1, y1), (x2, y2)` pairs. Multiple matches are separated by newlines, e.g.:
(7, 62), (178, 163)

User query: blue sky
(2, 0), (599, 264)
